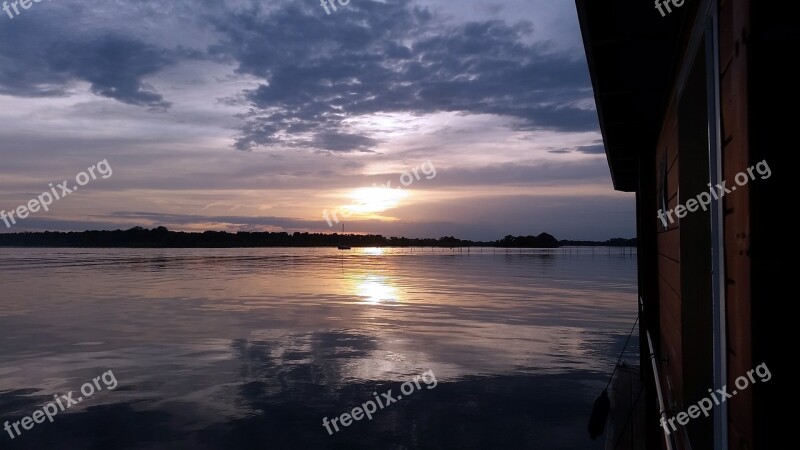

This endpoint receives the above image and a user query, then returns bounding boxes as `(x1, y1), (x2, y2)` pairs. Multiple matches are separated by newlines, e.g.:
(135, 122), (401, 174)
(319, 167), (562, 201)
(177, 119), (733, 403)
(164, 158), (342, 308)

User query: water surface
(0, 247), (637, 449)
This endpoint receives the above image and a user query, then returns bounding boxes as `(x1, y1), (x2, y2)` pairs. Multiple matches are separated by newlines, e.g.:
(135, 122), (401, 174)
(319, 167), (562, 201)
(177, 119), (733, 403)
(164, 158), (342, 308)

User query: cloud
(46, 36), (183, 109)
(0, 3), (195, 108)
(210, 0), (596, 152)
(547, 142), (605, 155)
(0, 0), (597, 149)
(0, 0), (629, 240)
(575, 143), (605, 154)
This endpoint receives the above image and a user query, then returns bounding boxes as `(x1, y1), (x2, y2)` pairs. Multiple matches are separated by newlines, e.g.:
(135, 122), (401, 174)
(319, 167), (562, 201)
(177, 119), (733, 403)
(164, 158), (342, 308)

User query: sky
(0, 0), (634, 241)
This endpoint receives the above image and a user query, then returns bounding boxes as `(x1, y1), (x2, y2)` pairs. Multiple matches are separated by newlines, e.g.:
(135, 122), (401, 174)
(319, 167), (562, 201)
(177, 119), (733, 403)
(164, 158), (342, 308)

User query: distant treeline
(0, 227), (634, 248)
(560, 238), (637, 247)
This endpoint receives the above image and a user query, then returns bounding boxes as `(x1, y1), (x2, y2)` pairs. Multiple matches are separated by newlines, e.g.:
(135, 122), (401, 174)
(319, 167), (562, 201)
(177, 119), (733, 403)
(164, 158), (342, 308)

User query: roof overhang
(575, 0), (690, 192)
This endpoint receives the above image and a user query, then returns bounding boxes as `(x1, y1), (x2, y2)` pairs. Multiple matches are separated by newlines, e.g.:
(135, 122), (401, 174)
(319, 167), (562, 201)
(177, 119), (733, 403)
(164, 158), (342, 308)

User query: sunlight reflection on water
(0, 247), (637, 449)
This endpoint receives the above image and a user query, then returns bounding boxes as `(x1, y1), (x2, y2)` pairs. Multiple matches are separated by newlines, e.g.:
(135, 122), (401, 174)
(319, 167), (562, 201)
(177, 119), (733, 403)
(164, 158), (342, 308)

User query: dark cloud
(575, 143), (605, 154)
(0, 35), (178, 108)
(211, 0), (596, 152)
(547, 142), (605, 155)
(2, 213), (320, 233)
(0, 0), (597, 149)
(0, 5), (192, 108)
(310, 132), (379, 153)
(107, 211), (319, 230)
(45, 36), (179, 109)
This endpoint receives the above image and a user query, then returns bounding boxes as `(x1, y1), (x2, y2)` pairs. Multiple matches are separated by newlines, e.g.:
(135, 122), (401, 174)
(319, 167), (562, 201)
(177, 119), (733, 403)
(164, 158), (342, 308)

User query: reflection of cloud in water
(0, 369), (606, 449)
(182, 330), (607, 449)
(232, 329), (461, 388)
(212, 335), (608, 450)
(0, 323), (617, 450)
(0, 248), (634, 449)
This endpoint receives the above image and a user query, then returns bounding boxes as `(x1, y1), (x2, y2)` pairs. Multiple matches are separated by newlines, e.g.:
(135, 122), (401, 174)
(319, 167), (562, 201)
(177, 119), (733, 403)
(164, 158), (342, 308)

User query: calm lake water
(0, 247), (637, 449)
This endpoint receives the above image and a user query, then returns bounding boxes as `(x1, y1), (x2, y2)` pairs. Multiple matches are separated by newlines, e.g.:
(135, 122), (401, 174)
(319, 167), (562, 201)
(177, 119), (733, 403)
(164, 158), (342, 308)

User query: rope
(605, 315), (640, 391)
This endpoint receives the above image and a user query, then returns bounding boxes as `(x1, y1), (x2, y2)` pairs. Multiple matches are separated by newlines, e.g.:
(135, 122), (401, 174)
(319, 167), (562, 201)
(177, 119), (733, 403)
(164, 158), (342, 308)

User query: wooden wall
(718, 0), (753, 448)
(654, 96), (684, 441)
(651, 1), (754, 448)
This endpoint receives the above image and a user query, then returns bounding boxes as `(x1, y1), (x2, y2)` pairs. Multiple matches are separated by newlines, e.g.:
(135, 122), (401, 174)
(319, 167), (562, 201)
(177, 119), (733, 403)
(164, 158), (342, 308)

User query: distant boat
(338, 224), (351, 250)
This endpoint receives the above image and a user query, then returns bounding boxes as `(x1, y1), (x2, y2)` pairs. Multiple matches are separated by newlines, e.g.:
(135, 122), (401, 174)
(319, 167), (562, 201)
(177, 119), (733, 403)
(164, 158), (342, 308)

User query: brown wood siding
(656, 228), (680, 262)
(651, 2), (754, 448)
(654, 104), (684, 420)
(718, 0), (753, 448)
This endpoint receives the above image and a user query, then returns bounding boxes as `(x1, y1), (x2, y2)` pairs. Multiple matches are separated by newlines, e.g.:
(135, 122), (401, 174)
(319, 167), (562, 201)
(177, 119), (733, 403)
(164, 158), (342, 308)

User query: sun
(344, 187), (408, 214)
